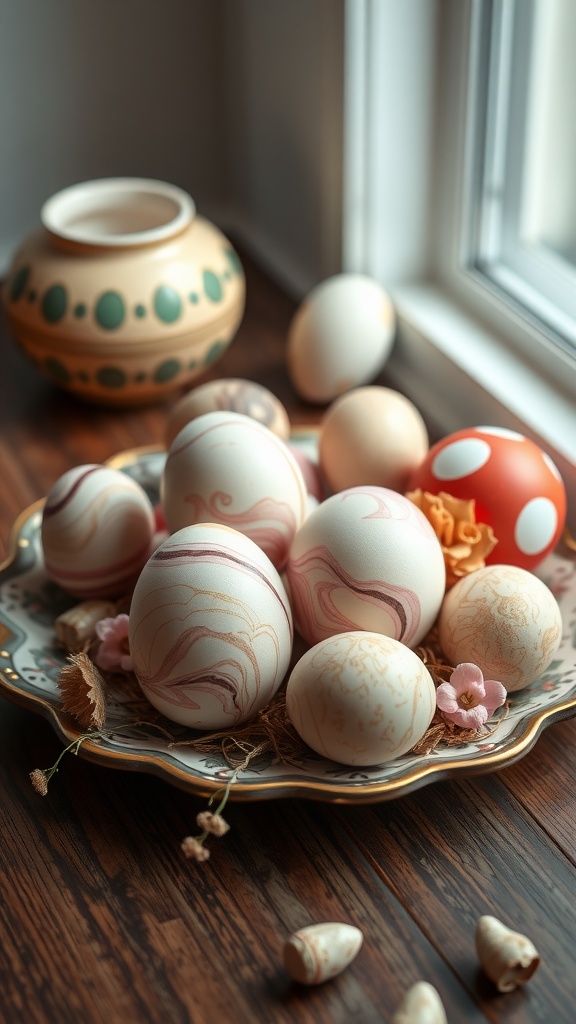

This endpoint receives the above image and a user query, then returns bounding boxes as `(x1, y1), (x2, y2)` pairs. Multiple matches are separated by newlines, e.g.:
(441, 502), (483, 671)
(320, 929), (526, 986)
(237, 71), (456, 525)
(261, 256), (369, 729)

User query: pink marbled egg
(129, 523), (293, 729)
(285, 486), (446, 648)
(41, 464), (155, 598)
(162, 411), (307, 569)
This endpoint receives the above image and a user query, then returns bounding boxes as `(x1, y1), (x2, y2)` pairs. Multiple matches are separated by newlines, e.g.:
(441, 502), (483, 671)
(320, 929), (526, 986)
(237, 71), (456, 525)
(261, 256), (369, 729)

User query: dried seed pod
(475, 915), (540, 992)
(55, 600), (116, 652)
(283, 922), (363, 985)
(391, 981), (448, 1023)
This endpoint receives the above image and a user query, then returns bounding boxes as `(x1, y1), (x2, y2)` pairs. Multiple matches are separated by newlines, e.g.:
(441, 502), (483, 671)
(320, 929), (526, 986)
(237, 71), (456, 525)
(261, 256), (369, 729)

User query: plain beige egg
(287, 274), (396, 404)
(319, 386), (429, 493)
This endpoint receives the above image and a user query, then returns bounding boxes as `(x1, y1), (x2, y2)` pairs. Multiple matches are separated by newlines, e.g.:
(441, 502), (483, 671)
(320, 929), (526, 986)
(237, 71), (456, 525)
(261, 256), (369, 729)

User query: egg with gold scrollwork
(286, 631), (436, 765)
(438, 563), (562, 692)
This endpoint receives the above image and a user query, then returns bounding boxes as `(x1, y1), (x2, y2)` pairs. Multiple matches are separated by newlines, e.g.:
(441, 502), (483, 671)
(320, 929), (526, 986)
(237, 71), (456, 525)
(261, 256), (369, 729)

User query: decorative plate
(1, 436), (576, 804)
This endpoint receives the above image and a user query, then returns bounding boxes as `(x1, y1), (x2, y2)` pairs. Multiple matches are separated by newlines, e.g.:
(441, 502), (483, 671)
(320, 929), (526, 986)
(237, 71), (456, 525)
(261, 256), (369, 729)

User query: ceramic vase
(3, 178), (245, 404)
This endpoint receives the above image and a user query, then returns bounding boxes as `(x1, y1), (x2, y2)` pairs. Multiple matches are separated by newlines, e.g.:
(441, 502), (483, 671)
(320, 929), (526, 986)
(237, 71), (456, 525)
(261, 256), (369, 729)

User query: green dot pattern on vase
(203, 270), (222, 302)
(44, 356), (71, 384)
(153, 285), (182, 323)
(154, 359), (181, 383)
(205, 340), (227, 365)
(42, 284), (67, 323)
(9, 266), (30, 302)
(97, 366), (127, 389)
(74, 303), (87, 318)
(225, 248), (242, 276)
(134, 304), (146, 318)
(95, 291), (125, 330)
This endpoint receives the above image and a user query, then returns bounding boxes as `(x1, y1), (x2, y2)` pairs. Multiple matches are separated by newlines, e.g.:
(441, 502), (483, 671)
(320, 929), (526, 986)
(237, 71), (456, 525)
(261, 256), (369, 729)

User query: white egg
(438, 564), (562, 692)
(162, 410), (308, 569)
(41, 464), (155, 598)
(287, 274), (396, 404)
(129, 523), (293, 729)
(286, 631), (436, 765)
(285, 485), (446, 648)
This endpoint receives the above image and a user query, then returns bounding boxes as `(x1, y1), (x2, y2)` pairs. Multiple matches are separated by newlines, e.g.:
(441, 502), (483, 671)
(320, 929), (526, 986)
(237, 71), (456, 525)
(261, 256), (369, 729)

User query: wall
(222, 0), (345, 296)
(0, 0), (345, 294)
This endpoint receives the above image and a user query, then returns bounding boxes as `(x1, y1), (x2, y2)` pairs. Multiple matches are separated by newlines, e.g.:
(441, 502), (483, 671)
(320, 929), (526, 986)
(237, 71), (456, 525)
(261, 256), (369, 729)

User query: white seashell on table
(282, 922), (363, 985)
(475, 914), (540, 992)
(391, 981), (448, 1024)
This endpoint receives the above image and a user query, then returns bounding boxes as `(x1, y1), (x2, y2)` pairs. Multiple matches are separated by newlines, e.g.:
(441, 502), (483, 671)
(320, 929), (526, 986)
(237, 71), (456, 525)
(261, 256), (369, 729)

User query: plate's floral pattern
(1, 443), (576, 803)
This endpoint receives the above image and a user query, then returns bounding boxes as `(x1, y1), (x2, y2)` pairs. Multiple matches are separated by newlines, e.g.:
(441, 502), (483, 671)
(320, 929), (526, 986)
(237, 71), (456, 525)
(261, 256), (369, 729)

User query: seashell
(391, 981), (448, 1023)
(282, 922), (363, 985)
(475, 915), (540, 992)
(54, 599), (116, 652)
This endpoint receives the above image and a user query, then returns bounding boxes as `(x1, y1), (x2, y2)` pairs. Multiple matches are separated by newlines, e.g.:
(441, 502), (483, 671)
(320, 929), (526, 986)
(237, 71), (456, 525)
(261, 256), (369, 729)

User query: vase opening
(41, 178), (195, 248)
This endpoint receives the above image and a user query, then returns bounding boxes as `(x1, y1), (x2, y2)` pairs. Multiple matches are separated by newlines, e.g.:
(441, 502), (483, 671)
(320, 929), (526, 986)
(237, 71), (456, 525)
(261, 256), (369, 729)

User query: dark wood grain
(0, 251), (574, 1023)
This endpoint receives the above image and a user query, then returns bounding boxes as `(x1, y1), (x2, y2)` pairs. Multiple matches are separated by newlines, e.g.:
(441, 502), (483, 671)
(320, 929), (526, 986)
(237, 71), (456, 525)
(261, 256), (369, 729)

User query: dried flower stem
(30, 719), (179, 796)
(181, 743), (268, 862)
(30, 732), (93, 794)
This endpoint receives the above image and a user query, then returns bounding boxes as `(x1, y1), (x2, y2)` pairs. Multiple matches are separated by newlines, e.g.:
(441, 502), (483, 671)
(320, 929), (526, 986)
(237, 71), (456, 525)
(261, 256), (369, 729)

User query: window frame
(342, 0), (575, 527)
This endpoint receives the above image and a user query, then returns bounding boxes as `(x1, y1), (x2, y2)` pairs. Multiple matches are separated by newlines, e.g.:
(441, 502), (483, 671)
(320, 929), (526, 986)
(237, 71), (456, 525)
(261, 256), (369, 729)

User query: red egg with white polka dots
(408, 426), (566, 570)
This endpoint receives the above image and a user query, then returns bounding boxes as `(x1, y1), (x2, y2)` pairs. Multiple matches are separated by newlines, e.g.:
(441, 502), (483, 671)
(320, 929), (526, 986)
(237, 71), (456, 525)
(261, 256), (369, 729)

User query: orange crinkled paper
(406, 489), (497, 588)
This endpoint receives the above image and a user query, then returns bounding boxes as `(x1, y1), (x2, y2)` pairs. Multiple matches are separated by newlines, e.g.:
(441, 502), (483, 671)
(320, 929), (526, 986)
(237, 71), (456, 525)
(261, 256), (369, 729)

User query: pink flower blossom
(94, 614), (133, 672)
(436, 663), (506, 730)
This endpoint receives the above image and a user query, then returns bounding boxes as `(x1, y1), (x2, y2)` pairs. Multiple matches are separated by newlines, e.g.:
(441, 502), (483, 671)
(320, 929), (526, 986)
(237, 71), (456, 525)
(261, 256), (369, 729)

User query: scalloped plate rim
(1, 440), (575, 804)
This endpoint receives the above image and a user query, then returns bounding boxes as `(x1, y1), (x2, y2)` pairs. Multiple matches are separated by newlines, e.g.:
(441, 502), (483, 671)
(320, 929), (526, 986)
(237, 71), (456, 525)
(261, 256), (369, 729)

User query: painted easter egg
(162, 411), (307, 569)
(285, 486), (446, 648)
(165, 377), (291, 447)
(408, 426), (566, 570)
(129, 523), (293, 729)
(41, 464), (155, 598)
(286, 631), (436, 765)
(438, 564), (562, 692)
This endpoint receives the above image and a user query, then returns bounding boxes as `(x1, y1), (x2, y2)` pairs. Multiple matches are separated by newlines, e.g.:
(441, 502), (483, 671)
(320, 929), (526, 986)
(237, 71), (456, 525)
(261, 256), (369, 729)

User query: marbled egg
(163, 411), (308, 569)
(41, 464), (155, 598)
(129, 523), (293, 728)
(438, 564), (562, 691)
(165, 377), (291, 447)
(285, 486), (446, 648)
(286, 632), (436, 765)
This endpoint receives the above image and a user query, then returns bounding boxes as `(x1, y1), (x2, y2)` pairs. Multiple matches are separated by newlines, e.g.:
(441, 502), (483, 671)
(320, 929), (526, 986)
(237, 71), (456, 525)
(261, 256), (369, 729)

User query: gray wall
(0, 0), (344, 293)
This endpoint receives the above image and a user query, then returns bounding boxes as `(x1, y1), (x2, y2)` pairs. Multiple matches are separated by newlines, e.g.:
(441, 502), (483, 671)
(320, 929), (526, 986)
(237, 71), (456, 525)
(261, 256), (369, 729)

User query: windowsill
(383, 282), (576, 532)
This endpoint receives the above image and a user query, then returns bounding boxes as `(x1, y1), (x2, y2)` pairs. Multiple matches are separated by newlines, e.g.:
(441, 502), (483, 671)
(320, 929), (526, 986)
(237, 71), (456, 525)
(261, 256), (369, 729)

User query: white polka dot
(432, 438), (491, 480)
(476, 426), (525, 441)
(514, 497), (558, 555)
(543, 452), (563, 482)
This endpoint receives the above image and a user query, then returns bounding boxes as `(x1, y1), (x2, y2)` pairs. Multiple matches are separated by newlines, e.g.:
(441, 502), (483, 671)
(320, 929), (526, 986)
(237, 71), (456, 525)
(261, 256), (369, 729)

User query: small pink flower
(94, 614), (133, 672)
(436, 663), (506, 730)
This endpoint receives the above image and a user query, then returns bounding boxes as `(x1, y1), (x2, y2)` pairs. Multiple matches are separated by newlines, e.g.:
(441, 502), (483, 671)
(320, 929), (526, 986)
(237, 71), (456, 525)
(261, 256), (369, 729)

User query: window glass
(472, 0), (576, 352)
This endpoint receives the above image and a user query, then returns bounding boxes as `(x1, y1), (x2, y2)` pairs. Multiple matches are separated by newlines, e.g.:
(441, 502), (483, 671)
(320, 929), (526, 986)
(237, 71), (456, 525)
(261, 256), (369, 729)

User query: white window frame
(342, 0), (576, 528)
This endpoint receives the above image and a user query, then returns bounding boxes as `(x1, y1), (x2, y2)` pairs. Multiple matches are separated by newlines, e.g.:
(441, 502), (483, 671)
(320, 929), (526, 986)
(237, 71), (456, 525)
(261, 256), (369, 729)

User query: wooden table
(1, 253), (575, 1024)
